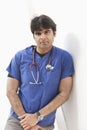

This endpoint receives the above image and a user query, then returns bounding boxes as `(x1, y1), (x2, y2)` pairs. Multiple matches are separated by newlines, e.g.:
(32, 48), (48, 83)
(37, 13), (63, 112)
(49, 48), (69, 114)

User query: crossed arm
(6, 76), (73, 130)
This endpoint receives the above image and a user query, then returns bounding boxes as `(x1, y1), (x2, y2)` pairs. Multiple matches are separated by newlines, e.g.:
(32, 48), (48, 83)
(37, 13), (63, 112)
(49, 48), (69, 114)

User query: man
(4, 14), (74, 130)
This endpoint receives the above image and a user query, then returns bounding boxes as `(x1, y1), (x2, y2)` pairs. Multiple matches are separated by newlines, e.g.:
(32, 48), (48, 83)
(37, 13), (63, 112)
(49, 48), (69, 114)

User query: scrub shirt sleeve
(6, 53), (21, 81)
(61, 51), (74, 79)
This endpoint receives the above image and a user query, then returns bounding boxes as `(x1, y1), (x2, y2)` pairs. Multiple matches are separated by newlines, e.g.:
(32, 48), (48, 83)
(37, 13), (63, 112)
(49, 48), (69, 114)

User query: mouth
(40, 41), (48, 45)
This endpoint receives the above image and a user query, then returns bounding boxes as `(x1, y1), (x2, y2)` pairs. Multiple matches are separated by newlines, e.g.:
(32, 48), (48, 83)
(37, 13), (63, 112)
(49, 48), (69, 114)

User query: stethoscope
(29, 46), (54, 85)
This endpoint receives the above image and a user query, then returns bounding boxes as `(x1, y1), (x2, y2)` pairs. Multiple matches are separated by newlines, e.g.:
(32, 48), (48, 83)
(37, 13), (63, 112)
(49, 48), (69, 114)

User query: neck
(36, 46), (53, 54)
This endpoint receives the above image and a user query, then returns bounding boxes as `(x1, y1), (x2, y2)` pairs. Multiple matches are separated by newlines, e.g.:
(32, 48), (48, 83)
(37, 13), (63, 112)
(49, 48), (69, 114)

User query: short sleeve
(61, 51), (74, 79)
(6, 53), (21, 81)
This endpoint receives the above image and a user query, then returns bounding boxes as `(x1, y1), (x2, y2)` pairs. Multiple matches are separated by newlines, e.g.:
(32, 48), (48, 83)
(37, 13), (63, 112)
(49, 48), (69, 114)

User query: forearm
(7, 92), (26, 117)
(39, 93), (69, 117)
(39, 77), (73, 117)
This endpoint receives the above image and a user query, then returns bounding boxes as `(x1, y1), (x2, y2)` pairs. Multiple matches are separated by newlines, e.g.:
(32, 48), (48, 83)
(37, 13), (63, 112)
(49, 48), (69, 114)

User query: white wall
(0, 0), (87, 130)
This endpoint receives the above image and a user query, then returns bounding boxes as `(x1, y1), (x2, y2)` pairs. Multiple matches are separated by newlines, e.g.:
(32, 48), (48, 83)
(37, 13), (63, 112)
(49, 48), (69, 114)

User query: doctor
(4, 14), (74, 130)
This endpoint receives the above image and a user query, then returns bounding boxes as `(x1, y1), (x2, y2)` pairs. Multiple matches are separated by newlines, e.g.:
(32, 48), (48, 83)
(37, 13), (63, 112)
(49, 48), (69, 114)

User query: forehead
(34, 28), (52, 32)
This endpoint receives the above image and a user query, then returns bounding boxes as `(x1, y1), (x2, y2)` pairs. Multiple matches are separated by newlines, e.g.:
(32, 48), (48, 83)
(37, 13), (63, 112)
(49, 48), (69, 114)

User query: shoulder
(14, 46), (33, 58)
(11, 46), (33, 64)
(54, 46), (72, 58)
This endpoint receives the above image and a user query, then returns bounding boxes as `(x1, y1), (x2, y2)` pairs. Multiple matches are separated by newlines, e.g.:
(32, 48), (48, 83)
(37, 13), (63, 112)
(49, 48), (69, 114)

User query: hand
(19, 113), (38, 129)
(29, 125), (45, 130)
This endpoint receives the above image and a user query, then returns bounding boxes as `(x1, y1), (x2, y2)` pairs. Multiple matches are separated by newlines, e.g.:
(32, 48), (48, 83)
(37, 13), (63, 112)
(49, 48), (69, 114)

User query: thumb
(18, 114), (26, 120)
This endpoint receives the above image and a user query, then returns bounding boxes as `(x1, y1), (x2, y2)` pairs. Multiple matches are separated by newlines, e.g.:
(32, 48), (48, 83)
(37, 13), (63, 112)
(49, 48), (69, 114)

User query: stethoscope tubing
(29, 46), (53, 85)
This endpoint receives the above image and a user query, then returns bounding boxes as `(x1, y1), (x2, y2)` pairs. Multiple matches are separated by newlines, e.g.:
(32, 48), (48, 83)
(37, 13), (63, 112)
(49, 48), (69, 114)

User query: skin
(33, 28), (56, 54)
(6, 28), (73, 130)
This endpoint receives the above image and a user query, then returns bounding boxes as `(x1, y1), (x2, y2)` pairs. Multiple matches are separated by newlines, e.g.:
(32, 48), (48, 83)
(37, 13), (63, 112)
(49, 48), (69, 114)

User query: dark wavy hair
(30, 14), (56, 34)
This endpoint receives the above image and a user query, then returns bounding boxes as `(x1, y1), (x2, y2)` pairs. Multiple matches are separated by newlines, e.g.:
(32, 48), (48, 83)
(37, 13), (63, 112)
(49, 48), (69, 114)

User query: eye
(34, 32), (41, 35)
(44, 30), (50, 34)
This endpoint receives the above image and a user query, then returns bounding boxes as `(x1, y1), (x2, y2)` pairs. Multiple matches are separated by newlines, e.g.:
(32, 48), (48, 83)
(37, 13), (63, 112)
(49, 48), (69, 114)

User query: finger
(18, 115), (25, 120)
(20, 118), (26, 123)
(22, 124), (27, 129)
(24, 125), (31, 130)
(20, 120), (27, 127)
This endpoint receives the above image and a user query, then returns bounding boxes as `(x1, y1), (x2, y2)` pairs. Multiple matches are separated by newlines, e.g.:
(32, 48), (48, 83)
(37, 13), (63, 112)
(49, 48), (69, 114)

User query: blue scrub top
(6, 45), (74, 126)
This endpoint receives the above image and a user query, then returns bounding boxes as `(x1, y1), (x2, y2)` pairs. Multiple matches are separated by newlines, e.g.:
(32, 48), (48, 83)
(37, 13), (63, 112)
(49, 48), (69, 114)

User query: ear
(54, 31), (56, 36)
(33, 34), (35, 39)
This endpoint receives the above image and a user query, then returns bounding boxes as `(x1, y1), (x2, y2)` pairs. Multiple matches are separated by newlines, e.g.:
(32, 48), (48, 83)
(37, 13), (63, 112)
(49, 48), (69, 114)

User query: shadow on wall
(61, 32), (80, 130)
(64, 32), (80, 63)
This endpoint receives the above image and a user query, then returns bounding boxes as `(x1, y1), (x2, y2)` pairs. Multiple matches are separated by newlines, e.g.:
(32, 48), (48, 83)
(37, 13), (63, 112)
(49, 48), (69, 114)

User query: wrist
(36, 111), (44, 122)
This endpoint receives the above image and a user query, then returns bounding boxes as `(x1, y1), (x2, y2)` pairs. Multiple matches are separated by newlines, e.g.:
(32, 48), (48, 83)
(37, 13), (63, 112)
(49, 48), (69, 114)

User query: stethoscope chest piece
(46, 64), (54, 70)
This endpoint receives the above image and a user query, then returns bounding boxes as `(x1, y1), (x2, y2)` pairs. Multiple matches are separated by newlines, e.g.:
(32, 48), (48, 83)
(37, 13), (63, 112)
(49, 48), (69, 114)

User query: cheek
(34, 37), (40, 42)
(49, 36), (55, 43)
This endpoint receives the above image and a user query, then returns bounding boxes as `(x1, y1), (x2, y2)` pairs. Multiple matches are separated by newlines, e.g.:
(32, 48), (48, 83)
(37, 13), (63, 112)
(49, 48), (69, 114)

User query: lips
(40, 41), (48, 45)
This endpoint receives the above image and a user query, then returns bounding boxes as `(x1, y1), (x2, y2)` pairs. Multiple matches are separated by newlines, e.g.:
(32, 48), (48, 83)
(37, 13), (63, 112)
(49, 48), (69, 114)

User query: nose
(40, 33), (46, 39)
